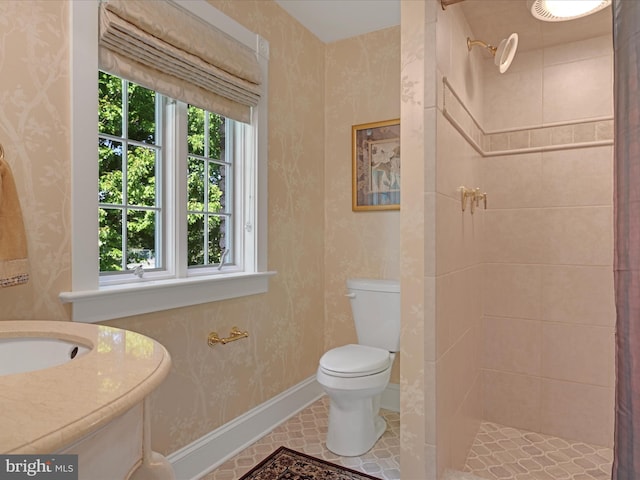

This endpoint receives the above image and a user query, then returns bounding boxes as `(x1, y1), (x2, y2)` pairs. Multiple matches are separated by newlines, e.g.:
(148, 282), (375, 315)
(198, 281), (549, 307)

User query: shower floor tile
(464, 421), (613, 480)
(200, 395), (400, 480)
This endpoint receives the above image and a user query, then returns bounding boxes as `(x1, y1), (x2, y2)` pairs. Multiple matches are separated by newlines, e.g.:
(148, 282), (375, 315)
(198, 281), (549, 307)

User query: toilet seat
(319, 344), (390, 377)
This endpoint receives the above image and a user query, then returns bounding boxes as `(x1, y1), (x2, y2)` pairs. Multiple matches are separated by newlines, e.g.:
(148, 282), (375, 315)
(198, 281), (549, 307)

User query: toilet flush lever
(345, 293), (356, 298)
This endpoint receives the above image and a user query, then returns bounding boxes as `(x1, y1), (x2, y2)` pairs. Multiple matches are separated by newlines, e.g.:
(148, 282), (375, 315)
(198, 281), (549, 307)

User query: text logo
(0, 455), (77, 480)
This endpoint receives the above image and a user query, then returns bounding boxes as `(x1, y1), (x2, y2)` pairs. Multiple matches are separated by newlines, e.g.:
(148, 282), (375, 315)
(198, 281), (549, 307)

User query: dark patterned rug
(239, 446), (382, 480)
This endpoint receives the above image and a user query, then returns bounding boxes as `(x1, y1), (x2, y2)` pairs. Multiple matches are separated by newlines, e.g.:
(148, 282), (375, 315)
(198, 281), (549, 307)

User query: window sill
(59, 271), (276, 323)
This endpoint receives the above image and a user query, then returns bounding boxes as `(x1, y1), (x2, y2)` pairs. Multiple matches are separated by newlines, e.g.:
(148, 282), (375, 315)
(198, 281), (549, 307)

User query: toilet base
(325, 395), (387, 457)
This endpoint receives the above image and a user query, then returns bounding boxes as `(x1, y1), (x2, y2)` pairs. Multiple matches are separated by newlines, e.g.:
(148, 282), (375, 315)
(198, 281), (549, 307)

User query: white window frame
(61, 0), (273, 323)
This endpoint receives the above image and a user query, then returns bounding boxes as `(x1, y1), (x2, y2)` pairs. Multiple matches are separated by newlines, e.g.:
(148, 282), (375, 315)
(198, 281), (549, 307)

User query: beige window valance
(99, 0), (262, 123)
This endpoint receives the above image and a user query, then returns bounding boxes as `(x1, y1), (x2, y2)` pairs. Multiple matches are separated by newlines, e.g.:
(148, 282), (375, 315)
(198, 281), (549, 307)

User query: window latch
(218, 249), (230, 271)
(131, 265), (144, 278)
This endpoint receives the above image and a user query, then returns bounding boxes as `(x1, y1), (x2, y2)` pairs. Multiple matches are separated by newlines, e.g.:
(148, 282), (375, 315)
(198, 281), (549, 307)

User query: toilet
(316, 278), (400, 457)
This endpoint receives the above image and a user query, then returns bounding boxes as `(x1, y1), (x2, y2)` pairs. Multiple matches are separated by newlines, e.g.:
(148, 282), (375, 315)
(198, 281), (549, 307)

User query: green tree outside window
(98, 72), (229, 273)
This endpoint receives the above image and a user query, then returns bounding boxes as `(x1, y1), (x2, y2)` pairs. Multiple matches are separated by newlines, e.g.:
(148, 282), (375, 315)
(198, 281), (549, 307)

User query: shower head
(467, 33), (519, 74)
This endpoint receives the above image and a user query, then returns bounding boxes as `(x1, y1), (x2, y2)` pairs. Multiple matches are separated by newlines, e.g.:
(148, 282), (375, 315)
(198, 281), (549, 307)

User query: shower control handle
(345, 293), (356, 299)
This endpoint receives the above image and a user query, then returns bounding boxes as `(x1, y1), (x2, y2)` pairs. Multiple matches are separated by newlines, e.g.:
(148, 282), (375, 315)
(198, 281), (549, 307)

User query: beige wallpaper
(0, 0), (71, 321)
(0, 0), (403, 459)
(324, 26), (401, 383)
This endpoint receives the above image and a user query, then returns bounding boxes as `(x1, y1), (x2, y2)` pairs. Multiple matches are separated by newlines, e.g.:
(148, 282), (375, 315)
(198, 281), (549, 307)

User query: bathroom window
(98, 73), (238, 282)
(62, 0), (272, 323)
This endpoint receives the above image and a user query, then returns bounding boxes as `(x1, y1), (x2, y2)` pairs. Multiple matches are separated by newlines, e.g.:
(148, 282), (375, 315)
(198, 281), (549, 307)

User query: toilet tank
(347, 278), (400, 352)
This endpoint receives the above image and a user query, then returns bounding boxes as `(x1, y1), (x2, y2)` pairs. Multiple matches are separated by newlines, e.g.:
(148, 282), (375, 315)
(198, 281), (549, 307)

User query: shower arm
(441, 0), (466, 10)
(467, 38), (498, 56)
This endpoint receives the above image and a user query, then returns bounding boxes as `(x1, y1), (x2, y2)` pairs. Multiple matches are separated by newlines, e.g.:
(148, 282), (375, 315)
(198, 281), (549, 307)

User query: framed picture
(352, 119), (400, 211)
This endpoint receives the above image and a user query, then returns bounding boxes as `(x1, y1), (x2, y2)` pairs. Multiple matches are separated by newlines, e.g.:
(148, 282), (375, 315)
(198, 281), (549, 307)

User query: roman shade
(99, 0), (262, 123)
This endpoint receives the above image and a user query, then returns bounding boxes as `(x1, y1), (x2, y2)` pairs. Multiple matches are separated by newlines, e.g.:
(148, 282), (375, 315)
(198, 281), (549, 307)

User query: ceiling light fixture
(528, 0), (611, 22)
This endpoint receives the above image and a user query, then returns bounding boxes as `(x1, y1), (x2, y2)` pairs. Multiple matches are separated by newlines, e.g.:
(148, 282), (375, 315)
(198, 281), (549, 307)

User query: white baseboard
(167, 378), (400, 480)
(167, 375), (324, 480)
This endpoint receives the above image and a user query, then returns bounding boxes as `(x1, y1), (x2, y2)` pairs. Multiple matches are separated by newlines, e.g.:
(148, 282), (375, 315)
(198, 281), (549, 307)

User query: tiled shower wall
(400, 0), (477, 477)
(480, 35), (615, 447)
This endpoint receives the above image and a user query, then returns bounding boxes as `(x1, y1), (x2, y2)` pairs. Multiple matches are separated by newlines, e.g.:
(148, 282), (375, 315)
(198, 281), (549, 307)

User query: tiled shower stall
(400, 1), (614, 478)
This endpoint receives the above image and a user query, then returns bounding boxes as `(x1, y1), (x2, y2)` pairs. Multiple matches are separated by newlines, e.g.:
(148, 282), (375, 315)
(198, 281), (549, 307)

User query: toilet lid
(320, 344), (390, 376)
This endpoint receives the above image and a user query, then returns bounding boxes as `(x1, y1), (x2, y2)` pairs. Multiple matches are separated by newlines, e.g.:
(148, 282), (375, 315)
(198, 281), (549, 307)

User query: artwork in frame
(352, 119), (400, 211)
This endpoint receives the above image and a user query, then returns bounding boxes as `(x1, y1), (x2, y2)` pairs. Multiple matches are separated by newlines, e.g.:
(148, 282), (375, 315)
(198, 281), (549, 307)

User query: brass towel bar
(208, 326), (249, 347)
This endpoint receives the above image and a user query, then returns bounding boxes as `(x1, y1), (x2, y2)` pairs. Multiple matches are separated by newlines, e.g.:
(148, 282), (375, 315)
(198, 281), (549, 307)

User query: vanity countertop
(0, 320), (171, 454)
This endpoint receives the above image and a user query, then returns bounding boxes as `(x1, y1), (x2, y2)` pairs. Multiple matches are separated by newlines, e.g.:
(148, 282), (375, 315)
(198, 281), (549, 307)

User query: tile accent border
(442, 77), (614, 157)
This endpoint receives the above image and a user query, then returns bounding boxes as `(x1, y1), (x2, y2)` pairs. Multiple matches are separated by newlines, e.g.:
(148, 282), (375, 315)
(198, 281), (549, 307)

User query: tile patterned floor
(200, 395), (400, 480)
(199, 396), (612, 480)
(463, 421), (613, 480)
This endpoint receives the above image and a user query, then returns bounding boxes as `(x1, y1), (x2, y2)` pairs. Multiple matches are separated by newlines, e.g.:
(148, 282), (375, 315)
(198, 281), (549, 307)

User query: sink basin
(0, 337), (90, 376)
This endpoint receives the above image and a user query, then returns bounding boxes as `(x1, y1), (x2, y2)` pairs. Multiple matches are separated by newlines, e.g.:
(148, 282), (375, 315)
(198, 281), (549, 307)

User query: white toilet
(316, 278), (400, 457)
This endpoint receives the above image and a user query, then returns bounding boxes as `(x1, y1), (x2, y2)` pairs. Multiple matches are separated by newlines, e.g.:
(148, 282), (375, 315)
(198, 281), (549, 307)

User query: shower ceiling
(459, 0), (612, 52)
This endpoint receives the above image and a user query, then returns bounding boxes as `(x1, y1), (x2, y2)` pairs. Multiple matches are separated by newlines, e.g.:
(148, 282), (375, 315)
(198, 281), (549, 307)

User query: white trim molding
(60, 271), (276, 323)
(168, 376), (323, 480)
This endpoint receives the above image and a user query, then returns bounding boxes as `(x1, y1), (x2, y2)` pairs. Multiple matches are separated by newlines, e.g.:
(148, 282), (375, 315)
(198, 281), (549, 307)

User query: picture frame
(352, 119), (400, 211)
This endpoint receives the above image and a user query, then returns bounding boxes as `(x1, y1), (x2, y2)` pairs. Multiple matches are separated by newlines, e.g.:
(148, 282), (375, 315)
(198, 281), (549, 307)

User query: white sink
(0, 337), (90, 376)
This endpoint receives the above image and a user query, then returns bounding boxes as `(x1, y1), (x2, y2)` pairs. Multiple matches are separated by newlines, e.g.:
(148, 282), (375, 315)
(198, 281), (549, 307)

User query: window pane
(208, 162), (226, 212)
(208, 215), (226, 264)
(127, 209), (157, 269)
(99, 73), (163, 277)
(98, 72), (122, 137)
(187, 106), (205, 156)
(187, 213), (205, 266)
(208, 112), (224, 159)
(187, 214), (227, 267)
(127, 82), (156, 144)
(99, 208), (123, 271)
(186, 107), (232, 270)
(99, 139), (123, 204)
(188, 157), (205, 207)
(127, 145), (157, 207)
